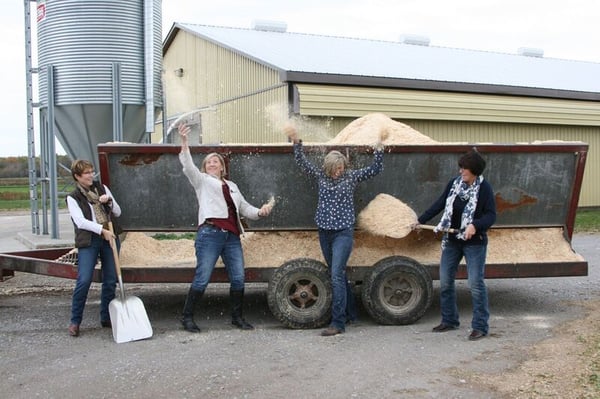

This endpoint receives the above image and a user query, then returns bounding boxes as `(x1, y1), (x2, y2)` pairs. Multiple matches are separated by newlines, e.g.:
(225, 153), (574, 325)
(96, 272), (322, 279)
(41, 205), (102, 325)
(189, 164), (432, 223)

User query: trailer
(0, 141), (589, 328)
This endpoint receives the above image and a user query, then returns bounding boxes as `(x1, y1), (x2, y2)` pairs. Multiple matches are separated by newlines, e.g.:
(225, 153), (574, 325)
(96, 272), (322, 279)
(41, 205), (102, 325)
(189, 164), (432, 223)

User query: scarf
(435, 175), (483, 241)
(77, 183), (109, 226)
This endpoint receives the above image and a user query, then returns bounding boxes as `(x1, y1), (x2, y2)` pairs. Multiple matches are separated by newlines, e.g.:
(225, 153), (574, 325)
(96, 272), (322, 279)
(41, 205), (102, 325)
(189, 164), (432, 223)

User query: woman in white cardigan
(178, 124), (272, 333)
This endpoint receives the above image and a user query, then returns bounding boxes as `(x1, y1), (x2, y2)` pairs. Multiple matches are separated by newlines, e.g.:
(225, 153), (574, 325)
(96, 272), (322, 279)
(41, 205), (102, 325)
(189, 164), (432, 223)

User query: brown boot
(321, 326), (342, 336)
(68, 324), (80, 337)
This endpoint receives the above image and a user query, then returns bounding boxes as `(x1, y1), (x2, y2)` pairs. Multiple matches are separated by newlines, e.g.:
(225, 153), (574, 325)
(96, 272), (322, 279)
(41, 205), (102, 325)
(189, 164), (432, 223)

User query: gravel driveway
(0, 221), (598, 398)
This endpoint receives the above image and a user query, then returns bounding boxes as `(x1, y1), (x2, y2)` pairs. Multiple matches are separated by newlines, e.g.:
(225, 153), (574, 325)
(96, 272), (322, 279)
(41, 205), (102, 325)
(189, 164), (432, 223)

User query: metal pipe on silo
(144, 0), (155, 136)
(45, 65), (59, 239)
(112, 62), (123, 142)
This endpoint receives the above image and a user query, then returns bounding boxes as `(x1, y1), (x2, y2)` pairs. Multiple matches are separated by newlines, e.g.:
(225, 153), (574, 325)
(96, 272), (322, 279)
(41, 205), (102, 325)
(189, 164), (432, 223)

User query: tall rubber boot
(230, 289), (254, 330)
(181, 288), (203, 333)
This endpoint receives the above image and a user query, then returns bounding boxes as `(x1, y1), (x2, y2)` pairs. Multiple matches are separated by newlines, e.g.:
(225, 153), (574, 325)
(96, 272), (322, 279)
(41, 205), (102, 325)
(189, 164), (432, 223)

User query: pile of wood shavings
(327, 113), (438, 145)
(119, 233), (195, 266)
(357, 193), (418, 238)
(333, 114), (433, 238)
(118, 228), (582, 268)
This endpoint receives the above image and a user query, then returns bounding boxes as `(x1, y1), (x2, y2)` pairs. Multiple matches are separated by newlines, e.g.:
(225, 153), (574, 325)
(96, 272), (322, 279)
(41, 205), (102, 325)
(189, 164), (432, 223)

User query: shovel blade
(109, 296), (153, 344)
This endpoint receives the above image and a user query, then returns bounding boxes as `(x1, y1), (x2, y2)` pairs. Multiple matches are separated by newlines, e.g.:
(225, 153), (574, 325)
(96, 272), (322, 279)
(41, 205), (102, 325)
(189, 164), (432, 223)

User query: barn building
(160, 21), (600, 207)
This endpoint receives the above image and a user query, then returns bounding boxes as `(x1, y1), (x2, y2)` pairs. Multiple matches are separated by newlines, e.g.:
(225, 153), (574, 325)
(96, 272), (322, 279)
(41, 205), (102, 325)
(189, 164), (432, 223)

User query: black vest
(68, 181), (122, 248)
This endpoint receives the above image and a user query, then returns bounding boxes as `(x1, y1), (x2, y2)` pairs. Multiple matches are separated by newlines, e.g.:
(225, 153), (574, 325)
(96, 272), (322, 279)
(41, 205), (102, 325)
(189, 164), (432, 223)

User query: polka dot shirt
(294, 142), (384, 230)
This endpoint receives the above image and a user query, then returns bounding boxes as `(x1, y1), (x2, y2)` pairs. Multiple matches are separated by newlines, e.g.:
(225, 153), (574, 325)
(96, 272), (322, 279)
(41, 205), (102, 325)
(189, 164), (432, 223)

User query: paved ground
(0, 210), (74, 252)
(0, 211), (599, 398)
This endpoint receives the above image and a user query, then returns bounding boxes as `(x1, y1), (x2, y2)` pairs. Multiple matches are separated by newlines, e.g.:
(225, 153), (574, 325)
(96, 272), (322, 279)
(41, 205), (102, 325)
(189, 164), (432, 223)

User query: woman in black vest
(66, 159), (122, 337)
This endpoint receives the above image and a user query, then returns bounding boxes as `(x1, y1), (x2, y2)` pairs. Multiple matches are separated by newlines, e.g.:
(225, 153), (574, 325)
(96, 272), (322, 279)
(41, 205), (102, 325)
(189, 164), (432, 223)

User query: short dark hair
(458, 150), (486, 176)
(70, 159), (94, 180)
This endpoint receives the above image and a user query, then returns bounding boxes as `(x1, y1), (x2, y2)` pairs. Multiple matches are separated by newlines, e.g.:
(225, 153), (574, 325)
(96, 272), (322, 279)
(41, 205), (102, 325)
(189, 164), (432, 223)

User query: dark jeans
(318, 227), (355, 331)
(70, 234), (118, 325)
(191, 225), (245, 291)
(439, 239), (490, 334)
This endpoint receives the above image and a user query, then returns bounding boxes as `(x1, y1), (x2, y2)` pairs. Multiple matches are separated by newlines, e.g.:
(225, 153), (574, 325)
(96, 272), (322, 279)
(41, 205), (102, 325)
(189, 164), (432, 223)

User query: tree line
(0, 156), (72, 179)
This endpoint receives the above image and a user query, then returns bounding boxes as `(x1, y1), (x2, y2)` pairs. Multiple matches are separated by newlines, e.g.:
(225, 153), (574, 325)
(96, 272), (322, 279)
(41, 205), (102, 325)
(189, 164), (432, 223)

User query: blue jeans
(71, 234), (118, 325)
(319, 227), (355, 331)
(191, 225), (245, 291)
(439, 239), (489, 334)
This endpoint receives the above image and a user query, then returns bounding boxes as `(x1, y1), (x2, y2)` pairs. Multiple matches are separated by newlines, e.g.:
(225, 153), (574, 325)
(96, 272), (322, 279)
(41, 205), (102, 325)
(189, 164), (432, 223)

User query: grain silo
(36, 0), (163, 167)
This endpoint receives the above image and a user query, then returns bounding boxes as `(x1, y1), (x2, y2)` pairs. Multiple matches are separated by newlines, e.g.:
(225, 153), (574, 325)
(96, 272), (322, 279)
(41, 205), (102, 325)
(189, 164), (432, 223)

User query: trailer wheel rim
(377, 272), (422, 313)
(285, 278), (323, 310)
(361, 255), (433, 325)
(267, 258), (332, 329)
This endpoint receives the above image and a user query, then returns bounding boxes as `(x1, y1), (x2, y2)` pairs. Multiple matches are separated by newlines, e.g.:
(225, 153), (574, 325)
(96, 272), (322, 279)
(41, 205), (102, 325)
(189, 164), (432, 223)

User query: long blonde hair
(323, 150), (348, 177)
(201, 152), (226, 178)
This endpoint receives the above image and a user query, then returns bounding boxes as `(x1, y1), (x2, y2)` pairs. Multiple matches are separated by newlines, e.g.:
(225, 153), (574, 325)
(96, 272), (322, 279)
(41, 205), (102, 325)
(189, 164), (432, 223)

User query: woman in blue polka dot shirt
(284, 122), (384, 337)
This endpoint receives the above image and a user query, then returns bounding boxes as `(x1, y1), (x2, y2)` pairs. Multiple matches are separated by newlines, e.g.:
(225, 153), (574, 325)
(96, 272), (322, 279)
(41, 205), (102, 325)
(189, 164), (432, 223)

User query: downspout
(143, 0), (154, 139)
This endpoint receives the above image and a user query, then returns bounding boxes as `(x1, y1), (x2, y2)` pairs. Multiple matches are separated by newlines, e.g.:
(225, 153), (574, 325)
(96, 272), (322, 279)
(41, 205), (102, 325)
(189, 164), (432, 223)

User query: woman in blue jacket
(417, 149), (496, 340)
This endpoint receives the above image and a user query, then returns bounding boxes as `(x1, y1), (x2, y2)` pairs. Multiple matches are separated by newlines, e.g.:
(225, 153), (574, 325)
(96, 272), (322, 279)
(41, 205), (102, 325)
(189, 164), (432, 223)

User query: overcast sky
(1, 0), (599, 157)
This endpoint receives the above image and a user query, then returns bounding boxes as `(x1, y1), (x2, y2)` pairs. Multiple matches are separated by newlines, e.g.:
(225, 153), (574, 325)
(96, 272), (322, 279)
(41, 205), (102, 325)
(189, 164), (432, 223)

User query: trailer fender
(361, 256), (433, 325)
(267, 258), (332, 329)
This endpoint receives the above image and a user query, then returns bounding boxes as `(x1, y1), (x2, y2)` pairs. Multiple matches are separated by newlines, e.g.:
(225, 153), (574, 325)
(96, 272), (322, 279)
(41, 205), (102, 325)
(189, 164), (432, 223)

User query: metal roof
(165, 23), (600, 101)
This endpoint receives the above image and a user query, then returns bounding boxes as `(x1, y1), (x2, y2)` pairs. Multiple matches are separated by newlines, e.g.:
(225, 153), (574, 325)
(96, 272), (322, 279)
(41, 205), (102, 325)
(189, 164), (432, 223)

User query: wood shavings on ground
(357, 193), (418, 238)
(472, 299), (600, 398)
(326, 113), (438, 145)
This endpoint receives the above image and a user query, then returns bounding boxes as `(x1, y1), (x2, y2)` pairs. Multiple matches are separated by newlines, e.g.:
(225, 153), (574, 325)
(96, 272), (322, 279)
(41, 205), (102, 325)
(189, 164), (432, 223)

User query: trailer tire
(361, 256), (433, 325)
(267, 258), (332, 329)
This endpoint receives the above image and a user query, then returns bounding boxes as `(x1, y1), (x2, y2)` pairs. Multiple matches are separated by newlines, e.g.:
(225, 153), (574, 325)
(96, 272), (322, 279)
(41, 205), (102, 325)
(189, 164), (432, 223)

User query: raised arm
(283, 121), (299, 144)
(284, 121), (320, 178)
(178, 124), (190, 152)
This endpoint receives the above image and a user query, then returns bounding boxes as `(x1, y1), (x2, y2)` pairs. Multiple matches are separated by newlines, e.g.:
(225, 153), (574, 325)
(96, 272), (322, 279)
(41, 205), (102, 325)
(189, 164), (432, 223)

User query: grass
(0, 184), (35, 210)
(152, 232), (196, 240)
(581, 330), (600, 396)
(574, 208), (600, 233)
(0, 180), (71, 210)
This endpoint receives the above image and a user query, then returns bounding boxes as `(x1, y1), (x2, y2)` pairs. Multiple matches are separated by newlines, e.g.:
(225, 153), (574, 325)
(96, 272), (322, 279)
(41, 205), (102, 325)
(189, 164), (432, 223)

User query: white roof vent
(251, 20), (287, 33)
(518, 47), (544, 58)
(399, 34), (430, 46)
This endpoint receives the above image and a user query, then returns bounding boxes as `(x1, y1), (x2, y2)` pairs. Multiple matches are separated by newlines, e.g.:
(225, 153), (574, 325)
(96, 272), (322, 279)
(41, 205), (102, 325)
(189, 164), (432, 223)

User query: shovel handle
(107, 222), (126, 302)
(107, 222), (122, 277)
(416, 224), (458, 234)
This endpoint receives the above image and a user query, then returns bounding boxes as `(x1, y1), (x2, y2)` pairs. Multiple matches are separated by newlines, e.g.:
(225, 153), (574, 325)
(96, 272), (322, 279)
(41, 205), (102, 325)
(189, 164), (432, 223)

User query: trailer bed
(0, 227), (586, 283)
(0, 141), (588, 327)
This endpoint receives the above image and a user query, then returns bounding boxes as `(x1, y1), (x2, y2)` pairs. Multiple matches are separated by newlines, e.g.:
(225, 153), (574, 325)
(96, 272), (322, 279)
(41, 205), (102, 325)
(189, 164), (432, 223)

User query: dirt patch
(471, 299), (600, 398)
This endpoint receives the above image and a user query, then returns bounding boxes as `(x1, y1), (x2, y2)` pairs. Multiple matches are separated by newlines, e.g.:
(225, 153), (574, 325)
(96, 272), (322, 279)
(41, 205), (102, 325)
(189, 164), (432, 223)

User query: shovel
(376, 222), (457, 239)
(357, 193), (458, 238)
(108, 222), (153, 343)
